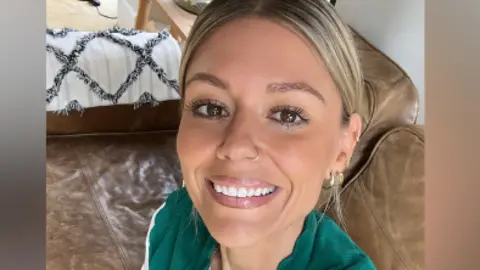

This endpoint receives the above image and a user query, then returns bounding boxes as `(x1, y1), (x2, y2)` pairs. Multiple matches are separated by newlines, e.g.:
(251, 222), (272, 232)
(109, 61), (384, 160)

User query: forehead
(187, 18), (336, 94)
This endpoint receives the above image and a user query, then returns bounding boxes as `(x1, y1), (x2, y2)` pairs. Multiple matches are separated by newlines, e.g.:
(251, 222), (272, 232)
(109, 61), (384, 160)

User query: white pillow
(46, 27), (182, 114)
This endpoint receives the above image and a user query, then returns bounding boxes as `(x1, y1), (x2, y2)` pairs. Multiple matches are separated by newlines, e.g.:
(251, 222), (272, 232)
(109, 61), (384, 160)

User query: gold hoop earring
(182, 180), (185, 188)
(322, 172), (345, 189)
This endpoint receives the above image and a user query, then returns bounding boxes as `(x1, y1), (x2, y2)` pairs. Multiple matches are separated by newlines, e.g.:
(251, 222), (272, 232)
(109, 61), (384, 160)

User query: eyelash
(268, 105), (310, 128)
(185, 99), (310, 128)
(185, 99), (229, 119)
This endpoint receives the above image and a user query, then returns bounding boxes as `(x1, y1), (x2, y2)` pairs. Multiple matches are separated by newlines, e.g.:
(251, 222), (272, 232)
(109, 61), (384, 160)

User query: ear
(328, 113), (362, 177)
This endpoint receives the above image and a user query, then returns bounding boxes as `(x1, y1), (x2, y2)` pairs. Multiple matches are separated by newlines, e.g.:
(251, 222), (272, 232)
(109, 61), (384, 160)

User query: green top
(143, 188), (376, 270)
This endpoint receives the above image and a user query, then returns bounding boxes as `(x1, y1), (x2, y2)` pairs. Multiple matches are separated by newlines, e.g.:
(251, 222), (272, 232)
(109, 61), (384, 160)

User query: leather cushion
(327, 125), (425, 270)
(346, 31), (420, 182)
(353, 30), (419, 130)
(47, 131), (181, 270)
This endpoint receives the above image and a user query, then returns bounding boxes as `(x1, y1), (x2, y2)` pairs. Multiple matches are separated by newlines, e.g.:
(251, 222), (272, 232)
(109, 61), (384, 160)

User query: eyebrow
(185, 72), (230, 90)
(185, 72), (325, 103)
(266, 82), (325, 104)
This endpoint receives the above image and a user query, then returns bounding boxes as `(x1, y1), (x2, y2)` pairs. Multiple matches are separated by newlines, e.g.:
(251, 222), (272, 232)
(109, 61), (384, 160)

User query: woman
(143, 0), (375, 269)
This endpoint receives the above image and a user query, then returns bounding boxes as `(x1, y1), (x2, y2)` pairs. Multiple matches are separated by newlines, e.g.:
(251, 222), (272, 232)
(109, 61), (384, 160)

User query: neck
(217, 218), (305, 270)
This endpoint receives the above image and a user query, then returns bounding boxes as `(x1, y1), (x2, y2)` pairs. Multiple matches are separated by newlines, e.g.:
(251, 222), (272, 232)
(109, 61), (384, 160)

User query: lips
(205, 175), (280, 209)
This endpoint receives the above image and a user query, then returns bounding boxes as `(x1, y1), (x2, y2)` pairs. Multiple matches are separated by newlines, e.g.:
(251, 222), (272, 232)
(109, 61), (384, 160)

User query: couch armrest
(328, 124), (424, 270)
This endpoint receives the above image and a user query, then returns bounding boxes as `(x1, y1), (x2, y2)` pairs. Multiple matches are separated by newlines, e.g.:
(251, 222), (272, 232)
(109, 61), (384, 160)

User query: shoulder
(311, 212), (376, 269)
(149, 188), (192, 232)
(142, 188), (193, 270)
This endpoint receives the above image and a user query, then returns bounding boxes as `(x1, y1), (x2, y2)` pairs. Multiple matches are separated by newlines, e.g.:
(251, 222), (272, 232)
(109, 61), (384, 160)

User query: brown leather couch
(46, 31), (424, 270)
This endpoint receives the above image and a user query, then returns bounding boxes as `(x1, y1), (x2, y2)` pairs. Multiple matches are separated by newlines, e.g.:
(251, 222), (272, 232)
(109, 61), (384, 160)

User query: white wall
(117, 0), (137, 29)
(336, 0), (425, 124)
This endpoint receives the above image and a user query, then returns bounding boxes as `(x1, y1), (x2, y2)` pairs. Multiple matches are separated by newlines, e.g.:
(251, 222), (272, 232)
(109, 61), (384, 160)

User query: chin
(195, 189), (287, 248)
(189, 174), (290, 247)
(204, 216), (269, 248)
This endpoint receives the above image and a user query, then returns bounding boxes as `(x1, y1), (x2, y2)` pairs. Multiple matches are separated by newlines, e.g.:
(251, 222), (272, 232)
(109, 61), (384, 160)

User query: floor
(47, 0), (118, 31)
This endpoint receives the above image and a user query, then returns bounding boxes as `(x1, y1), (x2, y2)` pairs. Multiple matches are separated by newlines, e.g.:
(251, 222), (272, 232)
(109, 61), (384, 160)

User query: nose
(216, 113), (260, 162)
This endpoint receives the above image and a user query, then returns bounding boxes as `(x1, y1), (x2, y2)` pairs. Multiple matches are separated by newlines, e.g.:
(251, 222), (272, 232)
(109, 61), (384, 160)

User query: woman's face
(177, 18), (360, 247)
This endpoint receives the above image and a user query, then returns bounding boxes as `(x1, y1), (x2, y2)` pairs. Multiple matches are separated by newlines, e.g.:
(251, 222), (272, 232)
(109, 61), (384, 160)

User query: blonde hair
(179, 0), (363, 227)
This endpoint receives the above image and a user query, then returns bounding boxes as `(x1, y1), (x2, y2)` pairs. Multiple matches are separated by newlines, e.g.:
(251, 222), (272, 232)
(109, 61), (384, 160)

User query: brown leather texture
(46, 29), (425, 270)
(346, 31), (420, 184)
(355, 31), (419, 129)
(327, 125), (424, 270)
(47, 132), (182, 270)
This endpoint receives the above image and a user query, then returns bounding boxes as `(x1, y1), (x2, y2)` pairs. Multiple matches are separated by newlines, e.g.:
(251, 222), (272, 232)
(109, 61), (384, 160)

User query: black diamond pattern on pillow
(46, 27), (181, 114)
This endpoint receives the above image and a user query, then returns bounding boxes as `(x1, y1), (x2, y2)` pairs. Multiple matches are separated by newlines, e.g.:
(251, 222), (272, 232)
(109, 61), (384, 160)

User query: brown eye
(269, 106), (309, 128)
(271, 109), (302, 124)
(279, 110), (297, 123)
(204, 104), (224, 117)
(192, 101), (229, 119)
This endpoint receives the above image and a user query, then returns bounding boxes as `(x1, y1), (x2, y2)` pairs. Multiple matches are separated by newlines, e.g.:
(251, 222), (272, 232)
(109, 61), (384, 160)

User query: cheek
(176, 116), (223, 171)
(266, 130), (338, 190)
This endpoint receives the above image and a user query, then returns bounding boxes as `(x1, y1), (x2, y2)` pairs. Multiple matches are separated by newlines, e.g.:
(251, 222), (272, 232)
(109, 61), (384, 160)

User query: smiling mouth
(205, 177), (280, 209)
(212, 183), (277, 198)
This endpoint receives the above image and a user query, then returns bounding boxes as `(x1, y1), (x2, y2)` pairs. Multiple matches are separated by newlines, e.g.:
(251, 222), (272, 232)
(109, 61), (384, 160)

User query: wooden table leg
(135, 0), (151, 30)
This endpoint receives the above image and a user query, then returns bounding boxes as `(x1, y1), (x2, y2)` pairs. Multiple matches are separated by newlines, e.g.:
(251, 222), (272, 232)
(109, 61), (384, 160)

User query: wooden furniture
(135, 0), (197, 43)
(135, 0), (152, 30)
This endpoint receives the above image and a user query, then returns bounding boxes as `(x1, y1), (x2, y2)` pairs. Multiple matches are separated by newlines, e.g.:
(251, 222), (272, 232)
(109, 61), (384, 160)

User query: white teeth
(237, 188), (247, 198)
(228, 186), (236, 196)
(212, 184), (276, 198)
